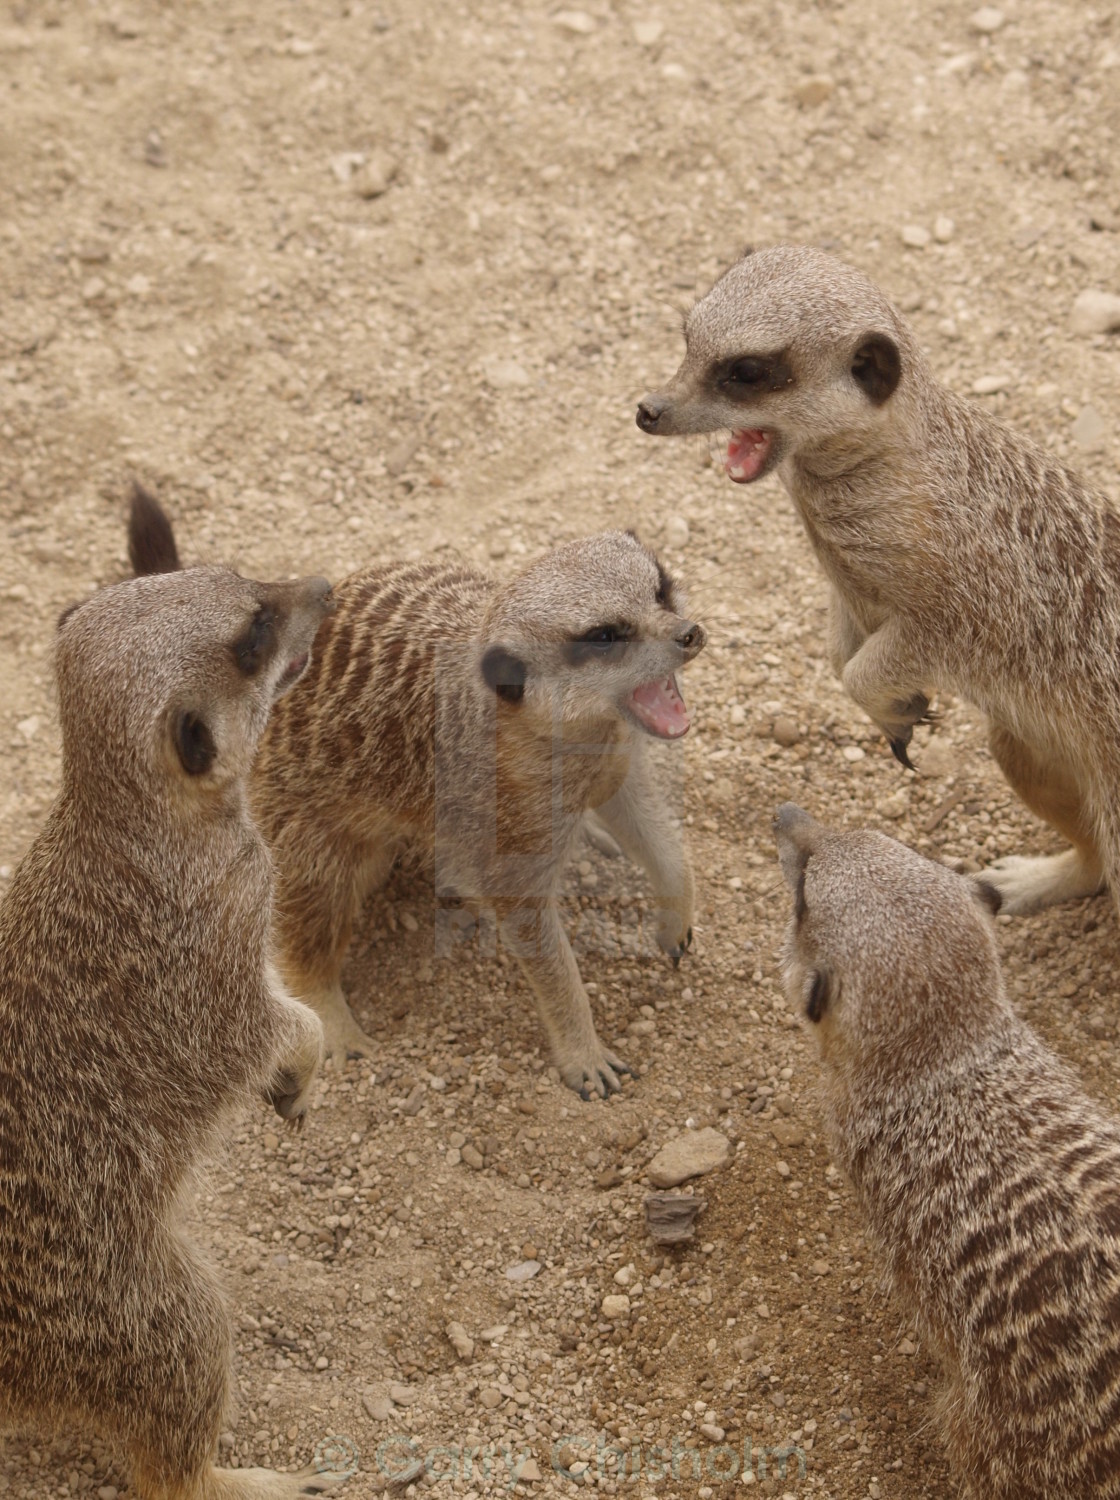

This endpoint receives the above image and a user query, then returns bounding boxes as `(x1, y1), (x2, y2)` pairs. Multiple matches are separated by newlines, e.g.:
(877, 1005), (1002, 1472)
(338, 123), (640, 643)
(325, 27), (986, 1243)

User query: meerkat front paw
(560, 1043), (636, 1101)
(874, 693), (936, 770)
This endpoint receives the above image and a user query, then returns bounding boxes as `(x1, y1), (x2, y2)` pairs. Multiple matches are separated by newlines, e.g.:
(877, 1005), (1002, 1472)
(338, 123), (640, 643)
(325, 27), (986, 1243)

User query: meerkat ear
(480, 645), (527, 704)
(56, 599), (85, 629)
(972, 879), (1003, 916)
(850, 333), (901, 405)
(174, 709), (217, 776)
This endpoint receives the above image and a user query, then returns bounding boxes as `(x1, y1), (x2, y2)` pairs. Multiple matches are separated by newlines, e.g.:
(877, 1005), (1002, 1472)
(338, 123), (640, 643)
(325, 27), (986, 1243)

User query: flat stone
(901, 224), (930, 248)
(389, 1382), (419, 1405)
(479, 1386), (503, 1409)
(1070, 289), (1120, 336)
(461, 1143), (485, 1170)
(516, 1458), (542, 1482)
(647, 1127), (730, 1188)
(504, 1259), (541, 1281)
(645, 1191), (706, 1244)
(601, 1293), (631, 1320)
(771, 1119), (806, 1148)
(362, 1394), (393, 1422)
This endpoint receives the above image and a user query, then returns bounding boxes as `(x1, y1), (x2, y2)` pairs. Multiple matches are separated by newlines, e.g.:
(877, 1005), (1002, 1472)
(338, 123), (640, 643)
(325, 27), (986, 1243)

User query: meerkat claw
(890, 736), (916, 771)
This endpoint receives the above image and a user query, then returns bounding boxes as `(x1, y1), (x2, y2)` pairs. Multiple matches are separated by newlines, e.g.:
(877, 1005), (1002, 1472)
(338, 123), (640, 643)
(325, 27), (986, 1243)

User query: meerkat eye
(233, 606), (276, 676)
(726, 357), (769, 387)
(566, 624), (633, 665)
(805, 969), (831, 1024)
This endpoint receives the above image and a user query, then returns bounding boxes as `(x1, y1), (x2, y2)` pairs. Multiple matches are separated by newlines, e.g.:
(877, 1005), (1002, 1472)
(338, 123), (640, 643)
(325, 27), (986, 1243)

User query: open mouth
(726, 428), (774, 483)
(628, 674), (691, 739)
(276, 651), (309, 695)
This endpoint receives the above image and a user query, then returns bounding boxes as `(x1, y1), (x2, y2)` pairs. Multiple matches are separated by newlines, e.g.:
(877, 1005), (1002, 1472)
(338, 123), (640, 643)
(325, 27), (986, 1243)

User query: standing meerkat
(0, 562), (340, 1499)
(128, 491), (706, 1099)
(776, 803), (1120, 1498)
(638, 244), (1120, 918)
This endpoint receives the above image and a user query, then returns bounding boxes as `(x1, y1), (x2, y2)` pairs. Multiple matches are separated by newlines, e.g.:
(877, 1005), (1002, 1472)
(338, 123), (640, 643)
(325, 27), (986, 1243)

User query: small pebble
(663, 514), (690, 548)
(553, 9), (595, 33)
(1072, 404), (1108, 452)
(969, 6), (1005, 32)
(842, 744), (865, 762)
(390, 1382), (419, 1404)
(633, 19), (663, 46)
(933, 215), (955, 242)
(901, 225), (930, 248)
(480, 1386), (503, 1409)
(772, 716), (800, 748)
(897, 1337), (917, 1356)
(699, 1422), (726, 1442)
(1070, 289), (1120, 336)
(461, 1144), (485, 1171)
(504, 1259), (541, 1281)
(794, 74), (835, 107)
(972, 374), (1012, 394)
(601, 1293), (631, 1320)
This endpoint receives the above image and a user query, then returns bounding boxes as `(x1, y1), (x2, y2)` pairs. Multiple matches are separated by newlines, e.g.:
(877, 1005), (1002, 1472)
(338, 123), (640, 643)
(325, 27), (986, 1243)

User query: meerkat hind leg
(982, 726), (1105, 914)
(274, 839), (401, 1063)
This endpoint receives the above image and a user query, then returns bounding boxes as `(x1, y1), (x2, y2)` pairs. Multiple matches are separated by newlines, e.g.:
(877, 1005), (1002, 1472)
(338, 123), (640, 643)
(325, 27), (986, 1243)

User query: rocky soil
(2, 1), (1119, 1497)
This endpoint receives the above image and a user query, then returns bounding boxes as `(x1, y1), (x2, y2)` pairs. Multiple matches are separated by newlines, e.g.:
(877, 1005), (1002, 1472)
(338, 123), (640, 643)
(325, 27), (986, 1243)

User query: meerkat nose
(636, 395), (669, 432)
(675, 622), (705, 653)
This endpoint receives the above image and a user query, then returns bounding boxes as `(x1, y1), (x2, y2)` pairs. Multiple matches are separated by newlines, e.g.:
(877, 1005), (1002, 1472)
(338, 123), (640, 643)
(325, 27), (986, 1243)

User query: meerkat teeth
(628, 674), (691, 738)
(725, 428), (772, 483)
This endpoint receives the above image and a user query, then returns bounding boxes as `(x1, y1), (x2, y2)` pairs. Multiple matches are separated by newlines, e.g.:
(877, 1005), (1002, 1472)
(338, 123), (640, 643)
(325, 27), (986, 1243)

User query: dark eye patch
(716, 352), (795, 395)
(806, 969), (830, 1024)
(233, 606), (276, 676)
(565, 623), (634, 665)
(654, 561), (677, 610)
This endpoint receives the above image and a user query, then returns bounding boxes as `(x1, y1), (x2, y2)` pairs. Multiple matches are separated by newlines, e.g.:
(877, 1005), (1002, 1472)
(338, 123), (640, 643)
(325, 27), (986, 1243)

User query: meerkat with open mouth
(130, 491), (706, 1098)
(639, 243), (1120, 920)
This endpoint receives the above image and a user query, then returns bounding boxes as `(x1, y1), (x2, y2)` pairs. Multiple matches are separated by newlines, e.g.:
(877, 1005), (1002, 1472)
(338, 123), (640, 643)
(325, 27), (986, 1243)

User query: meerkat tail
(128, 482), (183, 576)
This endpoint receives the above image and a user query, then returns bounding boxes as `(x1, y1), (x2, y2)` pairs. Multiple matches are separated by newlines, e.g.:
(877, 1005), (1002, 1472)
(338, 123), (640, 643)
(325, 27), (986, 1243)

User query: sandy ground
(2, 0), (1120, 1496)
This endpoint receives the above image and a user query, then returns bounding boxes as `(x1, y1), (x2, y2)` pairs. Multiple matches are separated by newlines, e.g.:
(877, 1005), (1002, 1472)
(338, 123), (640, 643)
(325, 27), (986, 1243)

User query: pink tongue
(629, 676), (691, 739)
(726, 428), (772, 483)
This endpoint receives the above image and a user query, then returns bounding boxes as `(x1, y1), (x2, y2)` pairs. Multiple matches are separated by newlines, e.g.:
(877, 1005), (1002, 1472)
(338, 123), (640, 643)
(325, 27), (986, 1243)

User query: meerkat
(0, 561), (341, 1499)
(776, 803), (1120, 1498)
(638, 243), (1120, 919)
(128, 491), (706, 1099)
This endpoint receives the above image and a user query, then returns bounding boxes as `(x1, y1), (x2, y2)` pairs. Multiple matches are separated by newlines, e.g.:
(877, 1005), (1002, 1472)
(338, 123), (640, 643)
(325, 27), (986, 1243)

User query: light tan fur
(0, 560), (342, 1499)
(128, 495), (705, 1099)
(638, 244), (1120, 916)
(776, 804), (1120, 1498)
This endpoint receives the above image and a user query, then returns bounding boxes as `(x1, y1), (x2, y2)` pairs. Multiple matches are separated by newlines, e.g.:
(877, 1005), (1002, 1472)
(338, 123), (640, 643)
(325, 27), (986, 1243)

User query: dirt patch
(2, 1), (1119, 1497)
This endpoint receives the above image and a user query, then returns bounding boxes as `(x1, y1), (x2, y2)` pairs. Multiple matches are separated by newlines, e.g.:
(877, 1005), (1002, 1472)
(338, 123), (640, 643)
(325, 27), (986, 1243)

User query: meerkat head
(478, 531), (706, 737)
(775, 804), (1005, 1093)
(637, 245), (920, 483)
(55, 566), (333, 814)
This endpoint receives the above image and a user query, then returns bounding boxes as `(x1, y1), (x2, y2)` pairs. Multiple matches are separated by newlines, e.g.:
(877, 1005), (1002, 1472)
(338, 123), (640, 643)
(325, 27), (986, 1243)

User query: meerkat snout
(637, 245), (908, 485)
